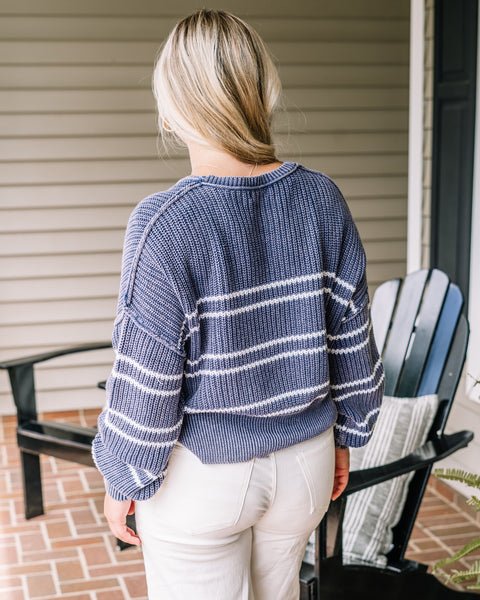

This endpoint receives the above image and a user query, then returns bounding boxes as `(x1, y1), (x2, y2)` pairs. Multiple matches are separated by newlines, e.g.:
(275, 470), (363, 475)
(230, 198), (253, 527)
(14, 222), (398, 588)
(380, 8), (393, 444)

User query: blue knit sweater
(92, 161), (385, 501)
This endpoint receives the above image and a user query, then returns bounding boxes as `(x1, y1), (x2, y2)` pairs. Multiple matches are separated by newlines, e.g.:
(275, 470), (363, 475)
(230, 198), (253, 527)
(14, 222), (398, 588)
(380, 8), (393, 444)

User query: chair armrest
(345, 430), (474, 496)
(0, 342), (112, 369)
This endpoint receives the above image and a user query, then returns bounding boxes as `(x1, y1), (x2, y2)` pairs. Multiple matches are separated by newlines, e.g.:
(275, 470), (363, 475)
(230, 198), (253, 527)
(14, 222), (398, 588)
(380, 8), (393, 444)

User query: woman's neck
(186, 139), (283, 177)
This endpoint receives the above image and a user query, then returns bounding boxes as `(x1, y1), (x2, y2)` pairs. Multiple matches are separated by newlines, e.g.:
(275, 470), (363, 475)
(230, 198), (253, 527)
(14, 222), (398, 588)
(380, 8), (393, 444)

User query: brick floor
(1, 411), (479, 599)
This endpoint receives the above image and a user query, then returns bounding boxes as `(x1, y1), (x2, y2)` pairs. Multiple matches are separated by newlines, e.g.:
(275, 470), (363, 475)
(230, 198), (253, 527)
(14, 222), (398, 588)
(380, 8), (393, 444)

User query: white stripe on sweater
(326, 320), (368, 341)
(107, 408), (182, 435)
(327, 324), (372, 355)
(253, 390), (330, 417)
(104, 414), (177, 448)
(185, 271), (355, 318)
(184, 345), (327, 378)
(184, 382), (329, 415)
(334, 423), (373, 437)
(186, 330), (326, 367)
(332, 371), (385, 404)
(115, 353), (183, 381)
(197, 288), (347, 320)
(330, 358), (383, 390)
(111, 371), (182, 397)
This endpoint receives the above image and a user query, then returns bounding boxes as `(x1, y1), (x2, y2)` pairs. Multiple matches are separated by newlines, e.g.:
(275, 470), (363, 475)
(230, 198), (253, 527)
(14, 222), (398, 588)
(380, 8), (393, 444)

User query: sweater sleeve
(324, 190), (385, 448)
(92, 209), (187, 502)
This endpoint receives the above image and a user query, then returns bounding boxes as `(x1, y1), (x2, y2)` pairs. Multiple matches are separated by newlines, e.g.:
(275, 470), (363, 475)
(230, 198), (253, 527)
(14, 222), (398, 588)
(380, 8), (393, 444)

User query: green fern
(433, 466), (480, 588)
(449, 561), (480, 589)
(433, 537), (480, 571)
(466, 495), (480, 512)
(433, 468), (480, 490)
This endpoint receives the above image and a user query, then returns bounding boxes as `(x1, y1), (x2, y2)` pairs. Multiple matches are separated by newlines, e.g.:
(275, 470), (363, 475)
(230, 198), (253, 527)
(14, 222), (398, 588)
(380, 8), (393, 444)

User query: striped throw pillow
(342, 394), (439, 567)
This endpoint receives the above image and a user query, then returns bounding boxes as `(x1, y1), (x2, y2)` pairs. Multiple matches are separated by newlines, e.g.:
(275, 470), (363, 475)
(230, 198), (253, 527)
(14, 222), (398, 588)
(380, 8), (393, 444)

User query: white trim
(466, 5), (480, 403)
(407, 0), (425, 273)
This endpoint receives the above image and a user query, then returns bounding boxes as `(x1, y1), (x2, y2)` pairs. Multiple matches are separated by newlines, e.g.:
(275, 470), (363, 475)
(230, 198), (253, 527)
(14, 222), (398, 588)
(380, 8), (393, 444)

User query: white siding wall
(0, 0), (410, 414)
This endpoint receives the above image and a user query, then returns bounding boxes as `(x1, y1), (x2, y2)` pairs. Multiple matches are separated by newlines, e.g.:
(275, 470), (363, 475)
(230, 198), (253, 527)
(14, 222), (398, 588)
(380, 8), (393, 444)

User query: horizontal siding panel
(2, 275), (119, 302)
(0, 190), (408, 219)
(0, 347), (114, 367)
(348, 198), (407, 220)
(0, 183), (158, 208)
(1, 41), (408, 65)
(367, 262), (407, 286)
(0, 321), (113, 351)
(0, 0), (410, 18)
(357, 219), (407, 241)
(0, 87), (408, 113)
(0, 252), (122, 279)
(0, 388), (106, 414)
(0, 149), (407, 189)
(0, 230), (124, 255)
(1, 64), (409, 88)
(331, 176), (407, 198)
(1, 206), (131, 232)
(0, 134), (408, 166)
(1, 109), (408, 137)
(0, 364), (111, 395)
(0, 17), (410, 43)
(0, 17), (409, 42)
(364, 240), (407, 262)
(0, 298), (117, 326)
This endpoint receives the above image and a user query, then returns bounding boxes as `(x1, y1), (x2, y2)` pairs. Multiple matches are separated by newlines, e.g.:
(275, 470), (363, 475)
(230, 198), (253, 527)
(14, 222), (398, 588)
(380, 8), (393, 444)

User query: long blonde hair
(153, 9), (281, 164)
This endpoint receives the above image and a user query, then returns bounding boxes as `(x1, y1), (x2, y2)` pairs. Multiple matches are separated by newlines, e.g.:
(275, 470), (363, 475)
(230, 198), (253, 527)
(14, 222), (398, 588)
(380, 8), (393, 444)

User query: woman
(92, 9), (384, 600)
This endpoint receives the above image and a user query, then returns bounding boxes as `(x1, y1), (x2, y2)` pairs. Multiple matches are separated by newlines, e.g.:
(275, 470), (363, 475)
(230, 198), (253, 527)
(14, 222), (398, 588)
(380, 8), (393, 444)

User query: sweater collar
(184, 161), (298, 188)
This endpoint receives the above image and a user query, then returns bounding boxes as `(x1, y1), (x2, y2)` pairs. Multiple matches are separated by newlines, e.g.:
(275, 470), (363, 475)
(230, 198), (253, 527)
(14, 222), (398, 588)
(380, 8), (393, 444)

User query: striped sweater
(92, 161), (385, 501)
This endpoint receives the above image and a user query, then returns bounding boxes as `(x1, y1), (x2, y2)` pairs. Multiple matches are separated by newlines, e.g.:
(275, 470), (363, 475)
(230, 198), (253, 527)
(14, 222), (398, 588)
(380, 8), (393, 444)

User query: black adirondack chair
(300, 268), (475, 599)
(0, 342), (110, 520)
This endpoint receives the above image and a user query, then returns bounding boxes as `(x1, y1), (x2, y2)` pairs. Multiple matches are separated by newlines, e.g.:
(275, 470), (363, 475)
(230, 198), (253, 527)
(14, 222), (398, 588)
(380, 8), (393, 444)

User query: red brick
(429, 524), (478, 537)
(82, 544), (111, 566)
(71, 508), (97, 527)
(409, 538), (444, 551)
(56, 559), (86, 582)
(26, 573), (56, 598)
(89, 561), (145, 578)
(51, 535), (104, 549)
(46, 519), (72, 540)
(22, 548), (77, 563)
(60, 577), (119, 594)
(124, 574), (148, 598)
(1, 589), (24, 600)
(115, 546), (143, 563)
(0, 562), (50, 576)
(96, 590), (127, 600)
(0, 575), (22, 588)
(19, 532), (47, 554)
(0, 544), (19, 566)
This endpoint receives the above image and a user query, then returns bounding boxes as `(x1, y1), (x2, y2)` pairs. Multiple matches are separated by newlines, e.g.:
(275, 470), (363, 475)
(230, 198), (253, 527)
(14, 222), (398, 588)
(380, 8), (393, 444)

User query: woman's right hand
(331, 447), (350, 501)
(104, 493), (142, 546)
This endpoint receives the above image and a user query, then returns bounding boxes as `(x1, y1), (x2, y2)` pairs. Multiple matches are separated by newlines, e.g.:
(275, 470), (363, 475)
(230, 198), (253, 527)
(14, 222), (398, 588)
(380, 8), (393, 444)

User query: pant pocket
(295, 432), (335, 516)
(143, 445), (255, 537)
(296, 451), (318, 514)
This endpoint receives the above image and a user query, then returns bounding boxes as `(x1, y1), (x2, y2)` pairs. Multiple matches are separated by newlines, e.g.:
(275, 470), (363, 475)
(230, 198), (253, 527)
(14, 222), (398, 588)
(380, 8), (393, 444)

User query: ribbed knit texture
(92, 161), (385, 501)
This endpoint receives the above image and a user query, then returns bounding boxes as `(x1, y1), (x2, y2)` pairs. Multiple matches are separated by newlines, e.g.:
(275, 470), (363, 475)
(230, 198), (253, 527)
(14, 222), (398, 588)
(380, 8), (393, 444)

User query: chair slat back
(379, 269), (429, 396)
(371, 278), (401, 355)
(417, 283), (464, 397)
(396, 269), (450, 397)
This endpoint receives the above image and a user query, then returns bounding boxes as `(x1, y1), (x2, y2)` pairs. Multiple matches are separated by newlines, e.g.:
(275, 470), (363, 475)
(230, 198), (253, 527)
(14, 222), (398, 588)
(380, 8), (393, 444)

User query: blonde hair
(153, 9), (281, 164)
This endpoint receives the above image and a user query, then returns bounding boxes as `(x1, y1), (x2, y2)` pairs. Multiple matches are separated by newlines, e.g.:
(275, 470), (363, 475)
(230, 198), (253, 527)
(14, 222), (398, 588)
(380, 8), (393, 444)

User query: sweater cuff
(105, 479), (130, 502)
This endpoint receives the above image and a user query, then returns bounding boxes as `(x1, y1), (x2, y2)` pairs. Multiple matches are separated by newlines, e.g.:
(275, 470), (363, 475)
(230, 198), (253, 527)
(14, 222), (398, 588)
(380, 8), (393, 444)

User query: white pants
(135, 427), (335, 600)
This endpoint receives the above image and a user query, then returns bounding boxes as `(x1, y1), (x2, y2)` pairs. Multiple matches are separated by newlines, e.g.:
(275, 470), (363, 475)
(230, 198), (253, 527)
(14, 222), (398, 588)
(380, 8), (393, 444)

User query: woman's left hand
(104, 493), (142, 546)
